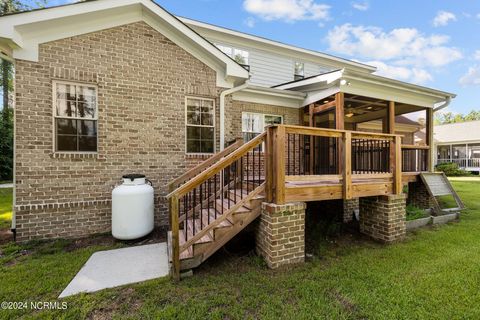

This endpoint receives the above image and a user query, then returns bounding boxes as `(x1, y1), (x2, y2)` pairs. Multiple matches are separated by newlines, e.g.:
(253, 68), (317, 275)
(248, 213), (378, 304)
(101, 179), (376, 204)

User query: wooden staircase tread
(180, 223), (212, 245)
(215, 199), (251, 213)
(200, 209), (232, 228)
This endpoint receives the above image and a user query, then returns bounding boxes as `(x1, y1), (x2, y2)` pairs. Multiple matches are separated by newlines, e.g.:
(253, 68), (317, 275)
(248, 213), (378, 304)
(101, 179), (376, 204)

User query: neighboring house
(0, 0), (457, 275)
(434, 120), (480, 173)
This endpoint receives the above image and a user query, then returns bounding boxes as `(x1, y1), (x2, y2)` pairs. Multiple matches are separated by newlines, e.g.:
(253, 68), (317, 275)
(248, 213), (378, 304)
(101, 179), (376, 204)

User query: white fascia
(0, 0), (249, 88)
(231, 85), (306, 109)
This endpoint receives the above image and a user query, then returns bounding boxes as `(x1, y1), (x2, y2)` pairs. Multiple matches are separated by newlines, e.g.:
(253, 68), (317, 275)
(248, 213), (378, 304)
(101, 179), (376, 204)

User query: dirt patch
(0, 228), (13, 245)
(329, 289), (359, 315)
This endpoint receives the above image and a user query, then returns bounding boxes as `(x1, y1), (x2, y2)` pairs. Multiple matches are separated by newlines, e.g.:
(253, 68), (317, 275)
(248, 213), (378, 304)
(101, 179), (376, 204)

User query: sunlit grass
(0, 179), (478, 319)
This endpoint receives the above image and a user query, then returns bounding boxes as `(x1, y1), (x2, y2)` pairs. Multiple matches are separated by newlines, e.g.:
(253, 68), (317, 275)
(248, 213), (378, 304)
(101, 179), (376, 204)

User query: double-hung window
(54, 81), (98, 152)
(242, 112), (283, 145)
(186, 97), (215, 154)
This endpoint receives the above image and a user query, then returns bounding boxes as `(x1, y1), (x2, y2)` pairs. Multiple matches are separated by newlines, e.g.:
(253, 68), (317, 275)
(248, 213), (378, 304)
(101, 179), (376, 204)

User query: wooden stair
(168, 186), (264, 271)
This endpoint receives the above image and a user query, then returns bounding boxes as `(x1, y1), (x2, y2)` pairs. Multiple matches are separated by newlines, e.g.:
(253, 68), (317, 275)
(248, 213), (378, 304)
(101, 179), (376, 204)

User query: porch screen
(54, 82), (97, 152)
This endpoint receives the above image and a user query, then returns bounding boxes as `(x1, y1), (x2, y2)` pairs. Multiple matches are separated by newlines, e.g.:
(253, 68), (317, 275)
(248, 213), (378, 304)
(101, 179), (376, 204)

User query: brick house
(0, 0), (456, 276)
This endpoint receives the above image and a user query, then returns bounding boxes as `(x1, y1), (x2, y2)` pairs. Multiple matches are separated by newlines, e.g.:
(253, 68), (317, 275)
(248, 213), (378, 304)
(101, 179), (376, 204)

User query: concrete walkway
(59, 242), (169, 298)
(0, 183), (13, 188)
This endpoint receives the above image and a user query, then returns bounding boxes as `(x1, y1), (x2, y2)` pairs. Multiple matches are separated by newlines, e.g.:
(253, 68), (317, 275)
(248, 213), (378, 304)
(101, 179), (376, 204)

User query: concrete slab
(59, 243), (169, 298)
(0, 183), (13, 188)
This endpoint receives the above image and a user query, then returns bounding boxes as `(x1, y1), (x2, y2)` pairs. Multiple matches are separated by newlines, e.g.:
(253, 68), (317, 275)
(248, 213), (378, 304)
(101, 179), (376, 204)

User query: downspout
(431, 97), (452, 171)
(219, 80), (250, 150)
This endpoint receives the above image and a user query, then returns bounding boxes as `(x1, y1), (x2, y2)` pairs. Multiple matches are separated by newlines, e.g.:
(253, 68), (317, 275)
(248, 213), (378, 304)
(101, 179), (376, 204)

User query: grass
(0, 178), (479, 319)
(0, 188), (13, 230)
(405, 204), (427, 221)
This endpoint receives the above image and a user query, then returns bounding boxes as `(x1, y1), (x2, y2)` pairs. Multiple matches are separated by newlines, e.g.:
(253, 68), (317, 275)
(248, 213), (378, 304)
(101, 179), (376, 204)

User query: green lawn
(0, 178), (479, 319)
(0, 188), (13, 230)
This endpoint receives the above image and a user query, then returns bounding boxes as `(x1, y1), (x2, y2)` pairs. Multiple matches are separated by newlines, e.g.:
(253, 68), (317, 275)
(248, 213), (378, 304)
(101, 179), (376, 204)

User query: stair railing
(167, 133), (266, 280)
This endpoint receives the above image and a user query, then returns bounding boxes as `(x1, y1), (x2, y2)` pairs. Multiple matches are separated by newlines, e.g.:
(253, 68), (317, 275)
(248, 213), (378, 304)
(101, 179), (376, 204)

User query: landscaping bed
(0, 178), (479, 319)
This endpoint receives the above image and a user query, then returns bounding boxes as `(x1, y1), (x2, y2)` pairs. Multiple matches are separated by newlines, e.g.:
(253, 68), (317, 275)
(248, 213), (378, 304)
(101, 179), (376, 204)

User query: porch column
(335, 92), (344, 173)
(386, 101), (395, 134)
(426, 108), (434, 172)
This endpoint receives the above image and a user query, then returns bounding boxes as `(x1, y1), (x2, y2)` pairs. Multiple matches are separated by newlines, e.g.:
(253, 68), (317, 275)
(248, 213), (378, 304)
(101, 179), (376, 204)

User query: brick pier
(255, 202), (306, 268)
(359, 194), (407, 243)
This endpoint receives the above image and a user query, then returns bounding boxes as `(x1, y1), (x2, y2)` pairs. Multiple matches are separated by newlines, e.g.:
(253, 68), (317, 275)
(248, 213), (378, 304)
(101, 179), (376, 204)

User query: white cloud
(243, 0), (330, 22)
(477, 13), (480, 19)
(244, 17), (256, 28)
(433, 11), (457, 27)
(459, 66), (480, 86)
(474, 50), (480, 60)
(366, 61), (432, 84)
(326, 24), (462, 68)
(352, 1), (369, 11)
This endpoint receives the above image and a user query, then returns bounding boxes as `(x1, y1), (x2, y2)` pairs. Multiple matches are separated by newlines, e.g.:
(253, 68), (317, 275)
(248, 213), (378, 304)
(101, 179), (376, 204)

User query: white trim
(185, 96), (216, 155)
(52, 80), (99, 153)
(0, 0), (249, 88)
(231, 85), (305, 109)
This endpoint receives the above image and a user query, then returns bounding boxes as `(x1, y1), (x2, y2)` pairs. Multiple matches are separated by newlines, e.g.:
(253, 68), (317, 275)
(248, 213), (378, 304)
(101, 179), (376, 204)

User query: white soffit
(0, 0), (249, 88)
(232, 85), (305, 108)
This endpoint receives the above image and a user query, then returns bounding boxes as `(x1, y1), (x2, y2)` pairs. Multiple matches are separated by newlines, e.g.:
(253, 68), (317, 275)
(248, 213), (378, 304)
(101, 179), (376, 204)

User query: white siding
(304, 62), (331, 78)
(211, 40), (333, 87)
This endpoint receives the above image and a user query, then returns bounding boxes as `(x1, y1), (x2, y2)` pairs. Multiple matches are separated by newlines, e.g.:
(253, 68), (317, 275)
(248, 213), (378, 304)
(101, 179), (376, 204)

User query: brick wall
(343, 198), (359, 223)
(407, 180), (434, 210)
(255, 202), (306, 268)
(224, 99), (300, 142)
(14, 22), (222, 241)
(14, 22), (303, 241)
(359, 194), (406, 243)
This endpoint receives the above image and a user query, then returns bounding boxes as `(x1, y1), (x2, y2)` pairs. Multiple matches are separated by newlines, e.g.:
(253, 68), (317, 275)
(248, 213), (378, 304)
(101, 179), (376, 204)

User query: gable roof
(179, 17), (377, 74)
(0, 0), (249, 88)
(434, 120), (480, 144)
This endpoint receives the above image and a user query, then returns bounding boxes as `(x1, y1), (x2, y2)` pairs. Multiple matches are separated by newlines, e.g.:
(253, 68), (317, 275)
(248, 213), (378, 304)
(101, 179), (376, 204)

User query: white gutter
(219, 81), (250, 150)
(433, 97), (452, 112)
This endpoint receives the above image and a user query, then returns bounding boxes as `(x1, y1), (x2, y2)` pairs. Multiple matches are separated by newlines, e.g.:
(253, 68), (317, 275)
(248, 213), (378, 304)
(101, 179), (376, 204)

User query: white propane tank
(112, 174), (154, 240)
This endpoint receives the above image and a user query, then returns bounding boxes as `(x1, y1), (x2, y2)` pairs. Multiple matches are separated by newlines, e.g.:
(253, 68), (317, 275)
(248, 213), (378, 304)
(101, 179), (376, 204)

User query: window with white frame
(54, 81), (98, 152)
(215, 44), (250, 71)
(186, 97), (215, 154)
(242, 112), (283, 143)
(294, 61), (305, 81)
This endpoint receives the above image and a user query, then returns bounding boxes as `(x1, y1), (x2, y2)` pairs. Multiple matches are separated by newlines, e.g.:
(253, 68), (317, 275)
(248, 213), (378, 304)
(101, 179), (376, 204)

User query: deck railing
(266, 125), (403, 204)
(168, 133), (266, 280)
(437, 158), (480, 169)
(401, 145), (429, 172)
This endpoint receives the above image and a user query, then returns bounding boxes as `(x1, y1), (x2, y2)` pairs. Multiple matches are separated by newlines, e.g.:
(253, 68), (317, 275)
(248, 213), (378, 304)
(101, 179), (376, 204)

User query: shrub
(406, 204), (427, 221)
(435, 162), (470, 177)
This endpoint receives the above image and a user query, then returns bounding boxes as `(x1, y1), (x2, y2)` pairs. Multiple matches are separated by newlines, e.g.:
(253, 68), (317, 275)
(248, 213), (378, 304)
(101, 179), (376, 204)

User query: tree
(435, 110), (480, 125)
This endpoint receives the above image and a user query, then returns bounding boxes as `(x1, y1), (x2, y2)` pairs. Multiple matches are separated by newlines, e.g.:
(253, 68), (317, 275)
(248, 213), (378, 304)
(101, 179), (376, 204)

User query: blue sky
(28, 1), (480, 114)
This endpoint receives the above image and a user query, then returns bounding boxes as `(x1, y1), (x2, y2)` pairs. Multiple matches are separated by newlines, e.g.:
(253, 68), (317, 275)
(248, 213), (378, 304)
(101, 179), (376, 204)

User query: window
(186, 97), (215, 154)
(294, 62), (305, 81)
(215, 44), (250, 71)
(242, 112), (283, 143)
(54, 81), (98, 152)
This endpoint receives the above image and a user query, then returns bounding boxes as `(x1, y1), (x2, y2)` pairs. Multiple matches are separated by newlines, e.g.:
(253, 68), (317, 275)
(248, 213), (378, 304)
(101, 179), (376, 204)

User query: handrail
(168, 138), (243, 191)
(281, 124), (400, 139)
(401, 144), (430, 150)
(168, 132), (267, 199)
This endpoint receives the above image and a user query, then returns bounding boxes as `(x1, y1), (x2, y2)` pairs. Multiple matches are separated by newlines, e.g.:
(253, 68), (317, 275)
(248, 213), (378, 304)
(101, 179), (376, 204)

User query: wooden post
(387, 101), (395, 134)
(335, 92), (345, 130)
(343, 131), (352, 199)
(426, 108), (434, 172)
(273, 125), (286, 204)
(391, 136), (402, 194)
(170, 196), (180, 281)
(335, 92), (345, 174)
(309, 104), (314, 174)
(265, 127), (274, 202)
